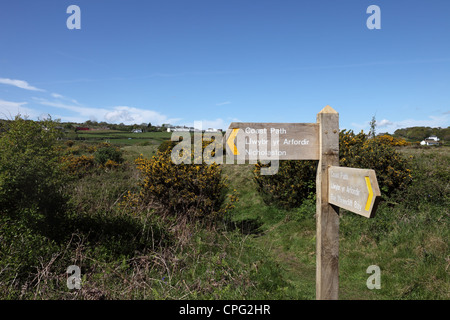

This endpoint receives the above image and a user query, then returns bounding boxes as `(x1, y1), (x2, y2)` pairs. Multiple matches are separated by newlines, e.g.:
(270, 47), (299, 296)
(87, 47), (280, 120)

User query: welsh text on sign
(226, 122), (319, 161)
(328, 166), (381, 218)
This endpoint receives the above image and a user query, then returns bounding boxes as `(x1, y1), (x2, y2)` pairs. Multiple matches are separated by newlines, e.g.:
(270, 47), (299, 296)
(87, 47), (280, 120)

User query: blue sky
(1, 0), (449, 132)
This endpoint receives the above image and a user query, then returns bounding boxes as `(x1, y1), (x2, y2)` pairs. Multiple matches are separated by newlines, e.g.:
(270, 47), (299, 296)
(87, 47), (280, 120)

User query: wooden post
(316, 106), (340, 300)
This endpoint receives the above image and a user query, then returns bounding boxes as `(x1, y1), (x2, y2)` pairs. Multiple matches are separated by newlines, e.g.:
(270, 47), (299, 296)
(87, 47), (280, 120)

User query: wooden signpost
(226, 105), (381, 300)
(328, 166), (381, 218)
(226, 122), (319, 160)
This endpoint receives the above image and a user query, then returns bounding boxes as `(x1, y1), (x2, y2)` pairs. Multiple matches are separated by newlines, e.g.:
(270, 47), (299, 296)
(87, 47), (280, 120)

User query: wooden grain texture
(227, 122), (319, 160)
(316, 106), (340, 300)
(328, 166), (381, 218)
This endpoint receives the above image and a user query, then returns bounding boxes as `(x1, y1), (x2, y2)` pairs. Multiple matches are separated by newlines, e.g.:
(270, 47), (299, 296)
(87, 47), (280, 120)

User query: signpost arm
(316, 106), (340, 300)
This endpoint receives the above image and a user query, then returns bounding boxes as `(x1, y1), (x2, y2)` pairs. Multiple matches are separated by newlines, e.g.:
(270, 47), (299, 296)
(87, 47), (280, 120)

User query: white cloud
(0, 78), (45, 92)
(104, 107), (135, 123)
(33, 97), (104, 117)
(34, 98), (179, 125)
(104, 106), (180, 125)
(394, 115), (449, 129)
(216, 101), (231, 106)
(0, 99), (38, 119)
(52, 114), (88, 123)
(376, 119), (393, 127)
(51, 93), (64, 99)
(352, 114), (449, 134)
(51, 93), (81, 105)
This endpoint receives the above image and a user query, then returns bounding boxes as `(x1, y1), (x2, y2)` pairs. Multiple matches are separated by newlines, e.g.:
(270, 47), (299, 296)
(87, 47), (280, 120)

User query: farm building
(420, 136), (440, 146)
(166, 126), (204, 133)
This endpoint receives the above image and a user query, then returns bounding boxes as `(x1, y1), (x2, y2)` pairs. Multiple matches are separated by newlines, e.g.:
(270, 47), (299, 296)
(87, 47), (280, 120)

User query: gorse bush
(254, 129), (412, 208)
(60, 154), (96, 177)
(122, 141), (237, 225)
(60, 142), (124, 177)
(376, 134), (409, 147)
(157, 139), (178, 153)
(340, 130), (412, 195)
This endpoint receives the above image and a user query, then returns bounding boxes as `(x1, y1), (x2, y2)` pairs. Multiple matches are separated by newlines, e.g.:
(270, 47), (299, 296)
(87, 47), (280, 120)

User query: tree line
(393, 126), (450, 142)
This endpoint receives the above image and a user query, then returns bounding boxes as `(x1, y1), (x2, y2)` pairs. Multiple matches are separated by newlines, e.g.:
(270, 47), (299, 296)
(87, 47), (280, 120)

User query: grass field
(72, 130), (172, 146)
(1, 128), (448, 300)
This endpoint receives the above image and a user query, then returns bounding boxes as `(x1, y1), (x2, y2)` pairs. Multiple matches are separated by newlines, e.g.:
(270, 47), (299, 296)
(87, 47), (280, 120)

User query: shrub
(157, 140), (178, 153)
(94, 144), (124, 166)
(0, 117), (67, 217)
(60, 142), (124, 176)
(253, 160), (317, 209)
(0, 214), (63, 294)
(65, 140), (75, 147)
(104, 159), (120, 170)
(60, 154), (96, 177)
(340, 130), (412, 195)
(376, 134), (409, 147)
(253, 129), (412, 208)
(122, 147), (237, 225)
(390, 149), (450, 209)
(87, 145), (97, 153)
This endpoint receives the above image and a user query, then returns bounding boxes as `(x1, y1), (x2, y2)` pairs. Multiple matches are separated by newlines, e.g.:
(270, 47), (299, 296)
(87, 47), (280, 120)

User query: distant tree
(84, 120), (98, 127)
(64, 123), (74, 130)
(117, 123), (128, 131)
(368, 115), (376, 139)
(146, 122), (156, 132)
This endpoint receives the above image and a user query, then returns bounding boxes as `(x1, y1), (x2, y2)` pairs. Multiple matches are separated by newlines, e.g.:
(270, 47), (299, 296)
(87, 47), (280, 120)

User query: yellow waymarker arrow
(364, 176), (373, 212)
(227, 128), (240, 155)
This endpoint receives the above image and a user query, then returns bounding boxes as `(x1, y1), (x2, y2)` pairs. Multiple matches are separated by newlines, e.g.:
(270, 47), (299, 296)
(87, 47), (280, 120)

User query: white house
(420, 136), (440, 146)
(167, 126), (193, 132)
(167, 126), (209, 133)
(205, 128), (222, 133)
